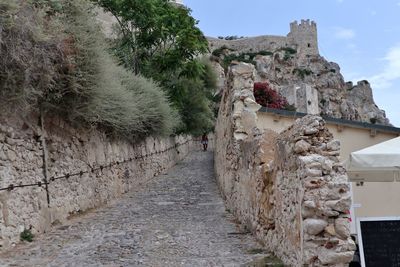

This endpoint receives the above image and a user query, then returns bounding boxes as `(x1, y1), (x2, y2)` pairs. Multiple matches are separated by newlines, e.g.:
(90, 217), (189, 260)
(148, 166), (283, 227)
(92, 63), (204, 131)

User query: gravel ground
(0, 151), (273, 267)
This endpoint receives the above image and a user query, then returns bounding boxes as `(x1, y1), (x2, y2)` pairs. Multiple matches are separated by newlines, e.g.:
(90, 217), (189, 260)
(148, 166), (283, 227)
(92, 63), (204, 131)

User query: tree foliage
(164, 59), (217, 135)
(94, 0), (216, 135)
(93, 0), (208, 75)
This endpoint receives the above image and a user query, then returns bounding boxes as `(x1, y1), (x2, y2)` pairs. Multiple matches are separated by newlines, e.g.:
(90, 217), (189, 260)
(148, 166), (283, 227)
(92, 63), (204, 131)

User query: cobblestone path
(0, 151), (271, 267)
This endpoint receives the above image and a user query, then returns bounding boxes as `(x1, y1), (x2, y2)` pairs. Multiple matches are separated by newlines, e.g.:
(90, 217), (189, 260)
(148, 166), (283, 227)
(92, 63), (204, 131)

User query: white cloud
(369, 44), (400, 90)
(333, 27), (355, 40)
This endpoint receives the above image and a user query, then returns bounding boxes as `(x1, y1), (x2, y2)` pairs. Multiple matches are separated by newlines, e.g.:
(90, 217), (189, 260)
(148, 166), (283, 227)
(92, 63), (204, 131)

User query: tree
(163, 59), (217, 135)
(93, 0), (208, 75)
(92, 0), (217, 135)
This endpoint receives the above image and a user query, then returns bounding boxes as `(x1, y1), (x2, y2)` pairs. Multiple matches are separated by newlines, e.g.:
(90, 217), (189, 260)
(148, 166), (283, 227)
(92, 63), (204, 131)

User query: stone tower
(287, 19), (319, 56)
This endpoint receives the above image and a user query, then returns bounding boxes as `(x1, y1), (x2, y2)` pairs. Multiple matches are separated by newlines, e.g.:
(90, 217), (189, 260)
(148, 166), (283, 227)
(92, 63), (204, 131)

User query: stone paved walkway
(0, 151), (272, 267)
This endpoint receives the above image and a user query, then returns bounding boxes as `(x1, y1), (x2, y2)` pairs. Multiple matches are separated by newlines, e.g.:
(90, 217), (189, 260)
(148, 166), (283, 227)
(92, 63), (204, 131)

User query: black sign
(359, 219), (400, 267)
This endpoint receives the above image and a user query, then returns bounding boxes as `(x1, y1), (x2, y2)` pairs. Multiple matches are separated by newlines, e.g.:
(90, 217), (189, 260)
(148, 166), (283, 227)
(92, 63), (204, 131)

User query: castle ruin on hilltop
(208, 19), (319, 56)
(209, 19), (391, 126)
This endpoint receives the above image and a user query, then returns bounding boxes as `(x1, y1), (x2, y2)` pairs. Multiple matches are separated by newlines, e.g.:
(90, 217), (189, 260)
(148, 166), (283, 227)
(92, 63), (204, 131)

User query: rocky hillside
(210, 44), (390, 126)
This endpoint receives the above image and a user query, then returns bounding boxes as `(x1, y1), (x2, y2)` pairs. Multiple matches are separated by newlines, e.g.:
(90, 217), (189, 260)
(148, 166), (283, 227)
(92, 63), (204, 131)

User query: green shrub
(278, 47), (297, 54)
(222, 55), (254, 70)
(69, 0), (179, 138)
(172, 77), (215, 135)
(293, 68), (313, 79)
(201, 59), (219, 95)
(220, 50), (273, 70)
(258, 50), (273, 56)
(284, 104), (297, 112)
(20, 229), (34, 242)
(224, 35), (244, 40)
(222, 54), (253, 70)
(283, 52), (291, 61)
(212, 45), (231, 57)
(165, 58), (217, 135)
(60, 0), (178, 138)
(77, 58), (179, 139)
(277, 47), (297, 61)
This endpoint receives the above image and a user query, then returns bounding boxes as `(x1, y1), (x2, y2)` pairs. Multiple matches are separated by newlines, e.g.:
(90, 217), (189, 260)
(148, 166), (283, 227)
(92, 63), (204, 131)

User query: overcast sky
(185, 0), (400, 126)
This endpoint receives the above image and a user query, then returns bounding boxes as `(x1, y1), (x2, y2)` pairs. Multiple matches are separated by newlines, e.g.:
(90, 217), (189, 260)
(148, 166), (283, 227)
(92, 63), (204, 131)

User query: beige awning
(347, 137), (400, 182)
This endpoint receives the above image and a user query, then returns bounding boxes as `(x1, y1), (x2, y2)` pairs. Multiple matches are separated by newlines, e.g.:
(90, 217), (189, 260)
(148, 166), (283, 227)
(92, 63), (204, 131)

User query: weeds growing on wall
(216, 51), (273, 71)
(278, 47), (297, 55)
(20, 229), (34, 242)
(0, 0), (178, 139)
(0, 0), (64, 112)
(292, 68), (313, 80)
(212, 45), (236, 57)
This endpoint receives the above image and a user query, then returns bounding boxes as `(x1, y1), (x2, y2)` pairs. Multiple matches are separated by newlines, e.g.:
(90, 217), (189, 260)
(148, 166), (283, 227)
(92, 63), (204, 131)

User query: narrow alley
(0, 151), (274, 267)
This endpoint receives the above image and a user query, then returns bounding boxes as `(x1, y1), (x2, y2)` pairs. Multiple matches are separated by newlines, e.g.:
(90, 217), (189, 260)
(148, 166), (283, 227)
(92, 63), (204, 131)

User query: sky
(184, 0), (400, 127)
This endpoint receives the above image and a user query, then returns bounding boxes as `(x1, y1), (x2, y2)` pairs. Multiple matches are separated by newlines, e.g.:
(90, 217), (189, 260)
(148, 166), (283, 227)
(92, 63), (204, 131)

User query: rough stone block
(334, 218), (350, 239)
(294, 140), (311, 154)
(304, 218), (328, 235)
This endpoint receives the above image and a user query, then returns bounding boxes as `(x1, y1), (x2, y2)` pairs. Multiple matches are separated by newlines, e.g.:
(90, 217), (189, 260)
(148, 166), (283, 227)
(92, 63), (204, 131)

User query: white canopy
(347, 137), (400, 182)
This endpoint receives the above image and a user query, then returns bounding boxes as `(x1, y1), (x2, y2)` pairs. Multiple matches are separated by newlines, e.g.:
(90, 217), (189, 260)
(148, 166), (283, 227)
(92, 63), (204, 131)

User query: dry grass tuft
(0, 0), (179, 139)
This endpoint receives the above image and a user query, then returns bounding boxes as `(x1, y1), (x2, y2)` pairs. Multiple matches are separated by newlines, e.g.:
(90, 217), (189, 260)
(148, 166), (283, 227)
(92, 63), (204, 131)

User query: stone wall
(208, 35), (290, 54)
(0, 113), (200, 249)
(208, 20), (319, 56)
(279, 84), (319, 114)
(214, 62), (355, 266)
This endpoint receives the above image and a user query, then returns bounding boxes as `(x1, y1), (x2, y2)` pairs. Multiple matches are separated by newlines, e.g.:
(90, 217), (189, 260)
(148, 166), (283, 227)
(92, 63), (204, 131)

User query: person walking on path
(201, 133), (208, 151)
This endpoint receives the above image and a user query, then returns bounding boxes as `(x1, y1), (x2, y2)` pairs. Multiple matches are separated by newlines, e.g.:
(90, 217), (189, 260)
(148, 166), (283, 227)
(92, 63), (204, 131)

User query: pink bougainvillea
(254, 82), (292, 110)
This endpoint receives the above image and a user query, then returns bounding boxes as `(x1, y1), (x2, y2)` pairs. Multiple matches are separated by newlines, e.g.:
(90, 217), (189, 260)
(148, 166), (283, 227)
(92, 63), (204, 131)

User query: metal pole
(39, 108), (51, 207)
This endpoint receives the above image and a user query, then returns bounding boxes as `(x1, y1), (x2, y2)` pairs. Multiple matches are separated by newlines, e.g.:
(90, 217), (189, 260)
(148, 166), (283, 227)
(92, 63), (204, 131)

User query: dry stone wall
(215, 62), (355, 266)
(208, 35), (290, 54)
(208, 20), (319, 57)
(0, 113), (198, 250)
